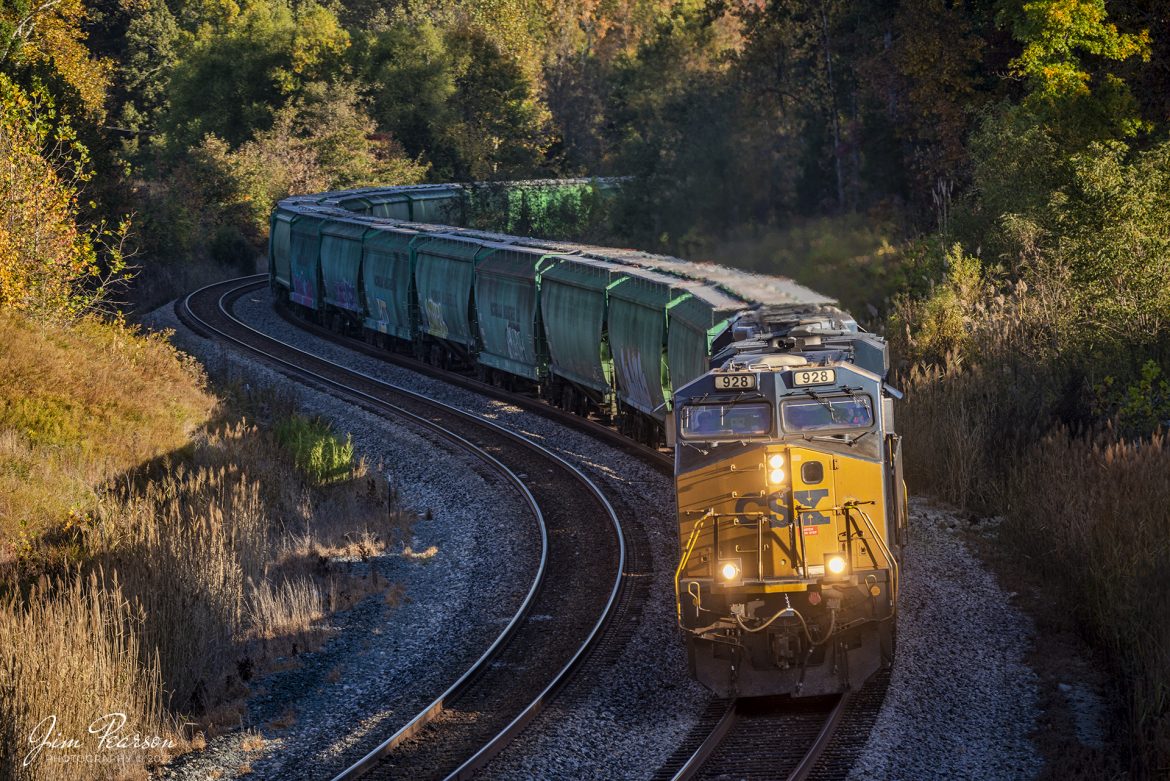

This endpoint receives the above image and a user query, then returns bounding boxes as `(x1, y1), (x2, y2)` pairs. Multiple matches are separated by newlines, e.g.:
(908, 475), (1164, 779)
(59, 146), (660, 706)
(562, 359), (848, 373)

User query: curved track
(263, 279), (890, 781)
(182, 274), (888, 780)
(179, 276), (626, 780)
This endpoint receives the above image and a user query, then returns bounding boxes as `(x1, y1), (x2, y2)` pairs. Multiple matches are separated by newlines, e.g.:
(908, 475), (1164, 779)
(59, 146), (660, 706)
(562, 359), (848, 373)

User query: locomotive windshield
(680, 402), (772, 439)
(781, 395), (873, 432)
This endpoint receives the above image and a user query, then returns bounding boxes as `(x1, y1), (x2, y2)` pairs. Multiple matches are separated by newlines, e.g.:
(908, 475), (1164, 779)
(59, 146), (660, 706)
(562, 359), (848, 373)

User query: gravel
(142, 303), (540, 780)
(150, 293), (1050, 779)
(229, 294), (713, 778)
(847, 499), (1044, 780)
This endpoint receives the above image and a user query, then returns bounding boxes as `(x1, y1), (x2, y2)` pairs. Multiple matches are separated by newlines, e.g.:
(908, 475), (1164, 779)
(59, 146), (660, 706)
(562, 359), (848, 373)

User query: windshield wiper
(678, 440), (710, 456)
(803, 430), (873, 447)
(803, 388), (833, 412)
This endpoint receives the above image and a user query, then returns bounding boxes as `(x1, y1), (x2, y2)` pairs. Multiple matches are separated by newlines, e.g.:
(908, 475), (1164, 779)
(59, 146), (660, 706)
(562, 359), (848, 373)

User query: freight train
(268, 179), (906, 698)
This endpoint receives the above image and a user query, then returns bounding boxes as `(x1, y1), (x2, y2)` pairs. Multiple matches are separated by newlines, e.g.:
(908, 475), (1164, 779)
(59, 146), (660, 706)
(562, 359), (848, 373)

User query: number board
(792, 368), (836, 387)
(713, 373), (757, 391)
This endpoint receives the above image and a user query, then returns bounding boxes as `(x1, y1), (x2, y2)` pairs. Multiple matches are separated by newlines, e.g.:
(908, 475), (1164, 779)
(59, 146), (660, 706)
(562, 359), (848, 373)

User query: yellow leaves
(1008, 0), (1149, 99)
(289, 3), (349, 76)
(0, 0), (112, 118)
(1001, 0), (1150, 141)
(0, 76), (108, 320)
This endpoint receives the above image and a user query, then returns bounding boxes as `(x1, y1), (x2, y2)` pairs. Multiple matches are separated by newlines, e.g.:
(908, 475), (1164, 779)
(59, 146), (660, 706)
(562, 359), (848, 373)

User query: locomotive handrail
(674, 511), (711, 626)
(846, 503), (900, 610)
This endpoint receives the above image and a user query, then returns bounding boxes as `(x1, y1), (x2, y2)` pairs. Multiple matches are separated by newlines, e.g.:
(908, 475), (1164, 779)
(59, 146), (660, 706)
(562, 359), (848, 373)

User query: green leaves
(351, 20), (550, 180)
(999, 0), (1150, 140)
(162, 0), (350, 149)
(274, 415), (356, 485)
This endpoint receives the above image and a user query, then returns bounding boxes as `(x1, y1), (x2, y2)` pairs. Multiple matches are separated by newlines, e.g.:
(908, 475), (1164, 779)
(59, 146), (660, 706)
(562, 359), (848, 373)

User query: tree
(997, 0), (1150, 141)
(0, 0), (112, 118)
(353, 20), (550, 180)
(117, 0), (183, 139)
(0, 76), (127, 318)
(162, 0), (349, 150)
(213, 81), (428, 234)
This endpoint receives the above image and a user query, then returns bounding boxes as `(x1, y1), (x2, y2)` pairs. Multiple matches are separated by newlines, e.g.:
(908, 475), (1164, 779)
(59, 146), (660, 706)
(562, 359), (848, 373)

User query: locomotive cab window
(781, 395), (874, 432)
(681, 402), (772, 440)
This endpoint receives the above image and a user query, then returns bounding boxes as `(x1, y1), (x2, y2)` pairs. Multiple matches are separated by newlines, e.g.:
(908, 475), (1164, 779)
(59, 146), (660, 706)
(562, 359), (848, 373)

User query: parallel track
(179, 276), (627, 780)
(262, 283), (881, 781)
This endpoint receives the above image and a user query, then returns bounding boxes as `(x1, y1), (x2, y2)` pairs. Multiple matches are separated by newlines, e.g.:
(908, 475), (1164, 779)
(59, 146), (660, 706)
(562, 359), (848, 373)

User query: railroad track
(179, 276), (627, 780)
(257, 283), (893, 781)
(670, 695), (847, 781)
(182, 275), (889, 780)
(653, 667), (891, 781)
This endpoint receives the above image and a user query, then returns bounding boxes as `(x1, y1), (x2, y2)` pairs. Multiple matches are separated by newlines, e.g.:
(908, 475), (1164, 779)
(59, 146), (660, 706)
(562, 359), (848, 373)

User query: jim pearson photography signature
(23, 713), (177, 767)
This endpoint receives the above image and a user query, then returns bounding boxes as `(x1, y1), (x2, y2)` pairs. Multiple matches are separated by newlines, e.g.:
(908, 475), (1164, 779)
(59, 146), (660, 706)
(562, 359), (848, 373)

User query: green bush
(274, 415), (355, 485)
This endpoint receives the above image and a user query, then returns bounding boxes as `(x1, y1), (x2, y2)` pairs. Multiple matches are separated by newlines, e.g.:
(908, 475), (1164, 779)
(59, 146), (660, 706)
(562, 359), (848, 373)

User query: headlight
(768, 468), (785, 484)
(718, 559), (742, 586)
(824, 552), (850, 578)
(768, 454), (785, 469)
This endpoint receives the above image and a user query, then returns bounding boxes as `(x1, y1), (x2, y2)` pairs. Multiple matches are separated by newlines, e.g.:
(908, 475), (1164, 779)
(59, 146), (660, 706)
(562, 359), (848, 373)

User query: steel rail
(667, 693), (849, 781)
(180, 276), (549, 776)
(668, 701), (738, 781)
(180, 275), (628, 781)
(787, 693), (851, 781)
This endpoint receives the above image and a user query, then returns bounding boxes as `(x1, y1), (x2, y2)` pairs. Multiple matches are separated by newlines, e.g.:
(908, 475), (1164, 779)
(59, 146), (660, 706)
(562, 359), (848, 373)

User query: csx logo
(730, 488), (831, 527)
(794, 489), (831, 526)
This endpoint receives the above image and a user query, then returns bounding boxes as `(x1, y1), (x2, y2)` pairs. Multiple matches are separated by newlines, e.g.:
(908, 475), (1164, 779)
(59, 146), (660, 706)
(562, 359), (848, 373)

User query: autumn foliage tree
(0, 76), (126, 319)
(0, 0), (111, 117)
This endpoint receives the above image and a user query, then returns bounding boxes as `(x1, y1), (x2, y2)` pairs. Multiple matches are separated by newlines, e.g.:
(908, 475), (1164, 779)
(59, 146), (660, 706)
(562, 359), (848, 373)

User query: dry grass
(1007, 431), (1170, 770)
(898, 299), (1170, 772)
(247, 577), (325, 641)
(0, 314), (214, 553)
(0, 312), (415, 779)
(0, 571), (181, 780)
(239, 729), (265, 753)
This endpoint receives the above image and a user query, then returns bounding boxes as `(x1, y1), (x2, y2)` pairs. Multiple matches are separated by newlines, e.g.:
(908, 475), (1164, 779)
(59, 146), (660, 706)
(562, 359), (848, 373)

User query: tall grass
(896, 274), (1170, 772)
(93, 462), (269, 713)
(1009, 431), (1170, 767)
(247, 577), (325, 641)
(0, 571), (178, 781)
(2, 399), (406, 779)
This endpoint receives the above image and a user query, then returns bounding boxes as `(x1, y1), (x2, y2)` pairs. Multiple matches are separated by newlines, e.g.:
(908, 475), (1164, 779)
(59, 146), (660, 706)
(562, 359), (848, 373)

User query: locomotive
(267, 179), (904, 699)
(672, 306), (905, 697)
